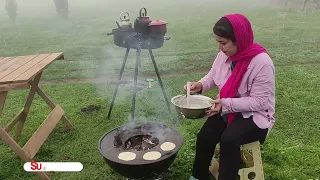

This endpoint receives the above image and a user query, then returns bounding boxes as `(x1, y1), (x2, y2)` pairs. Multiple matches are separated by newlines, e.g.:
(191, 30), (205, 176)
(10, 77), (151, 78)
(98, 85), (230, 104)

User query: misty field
(1, 0), (320, 179)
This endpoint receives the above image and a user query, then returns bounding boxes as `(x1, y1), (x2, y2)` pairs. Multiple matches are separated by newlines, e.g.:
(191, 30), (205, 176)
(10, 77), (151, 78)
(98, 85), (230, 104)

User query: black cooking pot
(134, 8), (152, 34)
(107, 28), (133, 48)
(98, 122), (183, 179)
(107, 28), (169, 49)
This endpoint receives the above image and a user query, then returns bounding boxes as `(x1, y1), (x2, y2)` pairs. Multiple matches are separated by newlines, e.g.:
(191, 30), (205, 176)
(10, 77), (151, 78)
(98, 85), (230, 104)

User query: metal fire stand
(107, 33), (171, 121)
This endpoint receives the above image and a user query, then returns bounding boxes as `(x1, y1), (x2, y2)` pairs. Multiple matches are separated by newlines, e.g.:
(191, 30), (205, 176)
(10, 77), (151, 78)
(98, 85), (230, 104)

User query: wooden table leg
(0, 128), (50, 180)
(35, 86), (74, 130)
(0, 84), (51, 180)
(15, 72), (74, 138)
(15, 73), (42, 138)
(0, 91), (8, 118)
(22, 105), (65, 158)
(0, 71), (74, 180)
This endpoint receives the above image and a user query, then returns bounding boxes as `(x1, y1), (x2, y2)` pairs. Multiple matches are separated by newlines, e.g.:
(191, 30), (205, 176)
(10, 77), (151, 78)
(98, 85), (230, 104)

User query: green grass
(0, 0), (320, 179)
(0, 67), (319, 180)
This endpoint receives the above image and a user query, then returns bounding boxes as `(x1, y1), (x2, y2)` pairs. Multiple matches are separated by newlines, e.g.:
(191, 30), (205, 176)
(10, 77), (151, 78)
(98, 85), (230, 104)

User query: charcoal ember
(122, 135), (158, 151)
(126, 141), (132, 149)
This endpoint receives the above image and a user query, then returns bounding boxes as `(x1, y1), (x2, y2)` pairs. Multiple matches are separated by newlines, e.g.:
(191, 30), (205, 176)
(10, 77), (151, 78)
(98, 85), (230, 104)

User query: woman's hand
(183, 82), (203, 95)
(204, 99), (222, 118)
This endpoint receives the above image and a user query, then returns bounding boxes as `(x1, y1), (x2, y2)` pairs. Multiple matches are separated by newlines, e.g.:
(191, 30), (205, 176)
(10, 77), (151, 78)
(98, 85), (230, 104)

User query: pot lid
(149, 20), (167, 26)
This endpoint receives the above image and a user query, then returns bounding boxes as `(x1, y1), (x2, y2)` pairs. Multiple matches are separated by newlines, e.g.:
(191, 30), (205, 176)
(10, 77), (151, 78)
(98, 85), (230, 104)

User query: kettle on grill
(134, 7), (152, 34)
(118, 11), (132, 30)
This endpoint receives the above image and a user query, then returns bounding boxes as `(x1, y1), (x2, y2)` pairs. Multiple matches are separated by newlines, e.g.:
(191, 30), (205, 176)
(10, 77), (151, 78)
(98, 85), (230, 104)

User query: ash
(124, 135), (159, 151)
(113, 122), (171, 151)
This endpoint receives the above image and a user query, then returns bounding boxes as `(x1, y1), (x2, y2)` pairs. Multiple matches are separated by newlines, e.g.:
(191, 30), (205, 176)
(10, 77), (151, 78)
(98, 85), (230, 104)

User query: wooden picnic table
(0, 53), (74, 180)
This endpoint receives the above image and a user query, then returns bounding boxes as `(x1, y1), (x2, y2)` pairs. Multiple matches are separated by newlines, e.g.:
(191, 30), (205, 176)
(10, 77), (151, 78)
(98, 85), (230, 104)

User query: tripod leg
(130, 48), (141, 121)
(107, 48), (130, 119)
(148, 49), (171, 113)
(138, 54), (142, 76)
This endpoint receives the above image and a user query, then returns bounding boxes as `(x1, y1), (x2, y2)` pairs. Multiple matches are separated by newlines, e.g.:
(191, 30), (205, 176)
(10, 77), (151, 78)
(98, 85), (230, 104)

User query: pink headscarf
(219, 14), (267, 125)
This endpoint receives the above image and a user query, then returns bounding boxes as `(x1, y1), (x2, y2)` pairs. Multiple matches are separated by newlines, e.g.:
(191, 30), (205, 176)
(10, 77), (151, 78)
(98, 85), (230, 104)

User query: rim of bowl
(171, 94), (213, 110)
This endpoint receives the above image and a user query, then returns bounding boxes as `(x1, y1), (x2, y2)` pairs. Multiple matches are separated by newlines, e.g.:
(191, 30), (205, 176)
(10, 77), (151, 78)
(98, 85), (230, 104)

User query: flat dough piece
(118, 152), (136, 161)
(143, 151), (161, 161)
(160, 142), (176, 151)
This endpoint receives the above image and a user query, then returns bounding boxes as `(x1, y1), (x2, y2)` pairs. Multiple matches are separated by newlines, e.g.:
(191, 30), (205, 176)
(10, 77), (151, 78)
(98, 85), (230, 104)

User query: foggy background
(1, 1), (320, 180)
(1, 0), (318, 123)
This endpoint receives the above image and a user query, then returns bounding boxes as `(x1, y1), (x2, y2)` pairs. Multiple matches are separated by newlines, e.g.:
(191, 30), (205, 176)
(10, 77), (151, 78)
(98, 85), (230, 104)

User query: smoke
(117, 120), (181, 146)
(0, 0), (313, 129)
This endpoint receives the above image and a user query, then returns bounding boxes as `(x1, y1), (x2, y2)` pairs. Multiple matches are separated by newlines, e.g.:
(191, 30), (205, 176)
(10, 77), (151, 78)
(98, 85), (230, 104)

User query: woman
(186, 14), (275, 180)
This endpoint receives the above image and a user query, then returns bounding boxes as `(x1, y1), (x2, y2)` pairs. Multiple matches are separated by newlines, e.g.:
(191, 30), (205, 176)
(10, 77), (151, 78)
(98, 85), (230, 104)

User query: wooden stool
(209, 141), (265, 180)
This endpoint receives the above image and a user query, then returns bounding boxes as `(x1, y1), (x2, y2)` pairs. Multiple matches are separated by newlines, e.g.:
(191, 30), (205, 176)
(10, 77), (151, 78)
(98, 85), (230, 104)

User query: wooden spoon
(187, 82), (191, 108)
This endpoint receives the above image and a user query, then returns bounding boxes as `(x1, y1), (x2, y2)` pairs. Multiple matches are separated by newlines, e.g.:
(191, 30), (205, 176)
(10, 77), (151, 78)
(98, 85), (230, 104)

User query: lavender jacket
(199, 51), (276, 131)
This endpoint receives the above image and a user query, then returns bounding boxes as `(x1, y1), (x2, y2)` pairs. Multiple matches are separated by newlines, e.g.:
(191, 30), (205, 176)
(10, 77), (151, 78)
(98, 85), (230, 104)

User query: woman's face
(215, 35), (237, 56)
